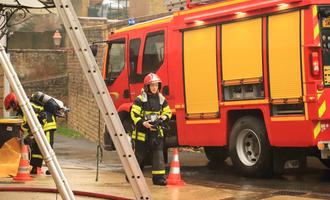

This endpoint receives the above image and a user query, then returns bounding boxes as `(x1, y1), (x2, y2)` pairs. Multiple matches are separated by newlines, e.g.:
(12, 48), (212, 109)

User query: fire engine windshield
(106, 38), (125, 84)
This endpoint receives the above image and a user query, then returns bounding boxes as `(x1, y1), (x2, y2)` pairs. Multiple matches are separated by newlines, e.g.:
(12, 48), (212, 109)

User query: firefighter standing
(130, 73), (172, 186)
(4, 92), (57, 175)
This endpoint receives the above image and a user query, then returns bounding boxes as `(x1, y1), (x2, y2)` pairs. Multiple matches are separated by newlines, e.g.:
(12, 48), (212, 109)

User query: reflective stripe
(314, 21), (320, 40)
(162, 105), (172, 118)
(31, 103), (44, 112)
(169, 167), (180, 174)
(137, 132), (145, 141)
(152, 170), (166, 175)
(131, 104), (143, 125)
(131, 104), (142, 114)
(313, 5), (320, 45)
(132, 130), (136, 139)
(319, 101), (326, 118)
(21, 116), (29, 133)
(132, 131), (145, 141)
(144, 111), (161, 115)
(46, 131), (50, 143)
(314, 121), (321, 139)
(132, 117), (142, 125)
(43, 121), (57, 131)
(32, 154), (43, 159)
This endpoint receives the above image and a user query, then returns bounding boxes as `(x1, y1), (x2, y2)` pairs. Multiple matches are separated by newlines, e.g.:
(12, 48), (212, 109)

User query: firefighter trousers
(133, 132), (166, 178)
(30, 130), (55, 168)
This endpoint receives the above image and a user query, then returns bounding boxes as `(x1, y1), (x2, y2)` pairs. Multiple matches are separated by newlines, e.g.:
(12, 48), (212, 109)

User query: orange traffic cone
(167, 148), (185, 186)
(13, 145), (32, 181)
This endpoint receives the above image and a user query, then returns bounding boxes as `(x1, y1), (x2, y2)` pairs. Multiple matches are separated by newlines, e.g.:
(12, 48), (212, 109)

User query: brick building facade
(129, 0), (167, 18)
(66, 18), (108, 141)
(0, 50), (68, 115)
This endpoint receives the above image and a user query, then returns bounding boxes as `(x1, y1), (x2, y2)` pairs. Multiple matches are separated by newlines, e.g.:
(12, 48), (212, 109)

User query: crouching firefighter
(4, 92), (57, 175)
(130, 73), (172, 186)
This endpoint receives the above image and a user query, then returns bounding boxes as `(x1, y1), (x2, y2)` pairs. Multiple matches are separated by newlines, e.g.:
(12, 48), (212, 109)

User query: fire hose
(0, 187), (132, 200)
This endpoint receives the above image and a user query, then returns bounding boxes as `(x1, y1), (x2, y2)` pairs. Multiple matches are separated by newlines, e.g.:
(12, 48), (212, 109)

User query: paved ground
(0, 135), (328, 200)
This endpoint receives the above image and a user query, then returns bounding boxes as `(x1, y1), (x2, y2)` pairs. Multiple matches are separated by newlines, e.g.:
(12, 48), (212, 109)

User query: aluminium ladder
(53, 0), (151, 199)
(0, 45), (75, 199)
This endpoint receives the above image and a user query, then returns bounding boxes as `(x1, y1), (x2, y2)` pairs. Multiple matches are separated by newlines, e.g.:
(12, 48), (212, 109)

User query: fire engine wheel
(229, 116), (272, 177)
(204, 146), (228, 164)
(319, 158), (330, 168)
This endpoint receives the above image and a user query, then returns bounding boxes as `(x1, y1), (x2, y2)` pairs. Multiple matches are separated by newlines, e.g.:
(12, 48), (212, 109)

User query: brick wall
(9, 49), (67, 82)
(0, 49), (68, 116)
(129, 0), (167, 18)
(149, 0), (168, 15)
(66, 18), (108, 142)
(21, 75), (68, 105)
(71, 0), (90, 17)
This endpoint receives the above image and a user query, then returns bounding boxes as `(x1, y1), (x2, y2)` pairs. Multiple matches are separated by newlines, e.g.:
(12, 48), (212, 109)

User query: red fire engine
(102, 0), (330, 177)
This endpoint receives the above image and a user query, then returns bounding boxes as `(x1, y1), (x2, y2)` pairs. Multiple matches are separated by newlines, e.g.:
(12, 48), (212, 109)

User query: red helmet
(4, 92), (18, 111)
(144, 73), (162, 86)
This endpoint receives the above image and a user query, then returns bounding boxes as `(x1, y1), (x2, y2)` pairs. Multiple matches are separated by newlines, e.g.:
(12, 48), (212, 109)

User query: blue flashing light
(128, 18), (136, 26)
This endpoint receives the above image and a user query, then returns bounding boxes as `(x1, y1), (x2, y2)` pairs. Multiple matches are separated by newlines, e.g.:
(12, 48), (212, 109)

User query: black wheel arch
(227, 109), (265, 140)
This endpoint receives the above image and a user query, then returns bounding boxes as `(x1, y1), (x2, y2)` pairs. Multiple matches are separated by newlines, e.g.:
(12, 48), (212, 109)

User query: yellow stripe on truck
(319, 101), (326, 118)
(313, 5), (320, 45)
(314, 121), (321, 139)
(314, 24), (320, 40)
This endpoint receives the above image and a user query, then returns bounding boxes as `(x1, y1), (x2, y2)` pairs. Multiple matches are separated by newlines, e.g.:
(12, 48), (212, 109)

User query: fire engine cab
(102, 0), (330, 177)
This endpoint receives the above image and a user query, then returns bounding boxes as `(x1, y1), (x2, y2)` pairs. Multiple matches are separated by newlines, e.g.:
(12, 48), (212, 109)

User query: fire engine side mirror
(90, 43), (98, 57)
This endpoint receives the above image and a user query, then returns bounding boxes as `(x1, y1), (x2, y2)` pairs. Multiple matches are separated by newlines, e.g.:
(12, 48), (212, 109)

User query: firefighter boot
(30, 166), (37, 175)
(152, 175), (167, 186)
(45, 170), (51, 176)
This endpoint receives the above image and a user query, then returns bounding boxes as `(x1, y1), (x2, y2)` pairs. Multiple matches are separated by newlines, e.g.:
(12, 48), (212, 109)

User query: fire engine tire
(204, 146), (228, 164)
(229, 116), (272, 177)
(319, 158), (330, 168)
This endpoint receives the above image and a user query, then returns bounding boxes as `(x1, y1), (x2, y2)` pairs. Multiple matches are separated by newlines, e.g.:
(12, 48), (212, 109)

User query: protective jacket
(130, 91), (172, 179)
(20, 101), (57, 168)
(131, 91), (172, 142)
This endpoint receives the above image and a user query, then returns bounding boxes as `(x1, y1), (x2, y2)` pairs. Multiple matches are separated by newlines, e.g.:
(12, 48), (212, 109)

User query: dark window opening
(105, 38), (125, 85)
(319, 6), (330, 87)
(320, 7), (330, 65)
(142, 31), (165, 74)
(129, 39), (144, 83)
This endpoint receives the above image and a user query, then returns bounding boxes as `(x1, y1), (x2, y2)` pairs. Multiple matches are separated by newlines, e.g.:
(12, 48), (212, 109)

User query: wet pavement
(1, 134), (330, 199)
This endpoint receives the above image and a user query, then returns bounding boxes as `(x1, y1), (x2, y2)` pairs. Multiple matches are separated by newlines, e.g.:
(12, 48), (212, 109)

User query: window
(129, 39), (144, 83)
(106, 38), (125, 84)
(142, 31), (164, 74)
